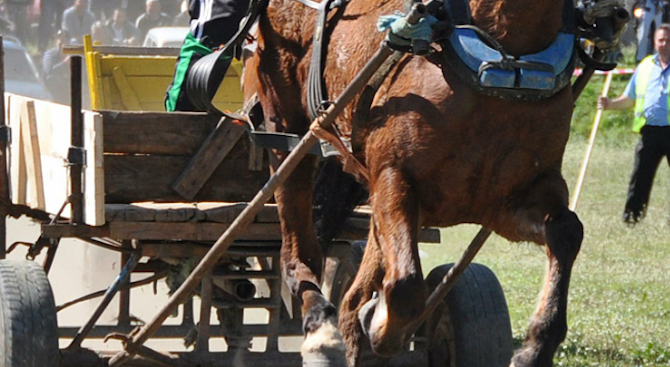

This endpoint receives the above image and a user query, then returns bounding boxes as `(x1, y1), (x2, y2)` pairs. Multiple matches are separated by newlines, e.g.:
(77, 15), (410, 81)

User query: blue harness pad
(448, 29), (575, 90)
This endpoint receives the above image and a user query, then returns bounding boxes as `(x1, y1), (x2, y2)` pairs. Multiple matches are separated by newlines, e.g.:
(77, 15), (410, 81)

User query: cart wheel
(419, 263), (513, 367)
(323, 241), (365, 308)
(0, 260), (59, 367)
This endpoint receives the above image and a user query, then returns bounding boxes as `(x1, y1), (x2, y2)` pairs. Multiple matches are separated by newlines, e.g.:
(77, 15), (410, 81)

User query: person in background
(165, 0), (250, 111)
(62, 0), (96, 44)
(173, 0), (190, 26)
(634, 0), (665, 63)
(598, 24), (670, 225)
(159, 0), (180, 17)
(106, 8), (139, 45)
(43, 29), (71, 104)
(0, 3), (15, 36)
(39, 0), (67, 51)
(89, 0), (119, 21)
(122, 0), (144, 25)
(6, 0), (32, 44)
(135, 0), (171, 41)
(91, 20), (113, 44)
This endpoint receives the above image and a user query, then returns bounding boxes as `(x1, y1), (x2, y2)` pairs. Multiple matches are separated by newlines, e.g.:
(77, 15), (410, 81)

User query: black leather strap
(185, 0), (269, 116)
(307, 0), (335, 120)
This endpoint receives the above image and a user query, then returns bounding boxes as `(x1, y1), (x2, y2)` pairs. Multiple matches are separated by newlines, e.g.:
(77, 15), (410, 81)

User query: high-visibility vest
(633, 55), (670, 132)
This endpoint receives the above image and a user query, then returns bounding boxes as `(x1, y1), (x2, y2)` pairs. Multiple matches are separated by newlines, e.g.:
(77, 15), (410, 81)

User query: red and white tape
(573, 68), (635, 76)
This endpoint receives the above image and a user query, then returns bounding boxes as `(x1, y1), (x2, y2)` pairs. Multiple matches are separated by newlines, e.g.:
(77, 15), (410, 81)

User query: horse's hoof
(302, 321), (347, 367)
(357, 291), (379, 337)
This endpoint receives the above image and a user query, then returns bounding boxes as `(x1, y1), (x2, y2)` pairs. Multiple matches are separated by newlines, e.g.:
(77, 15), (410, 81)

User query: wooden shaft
(108, 43), (395, 367)
(0, 36), (7, 259)
(70, 56), (84, 224)
(407, 227), (491, 337)
(69, 251), (141, 349)
(570, 71), (614, 211)
(196, 275), (213, 352)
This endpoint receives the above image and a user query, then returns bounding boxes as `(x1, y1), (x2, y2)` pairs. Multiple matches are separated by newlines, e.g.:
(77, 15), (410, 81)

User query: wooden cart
(0, 42), (513, 367)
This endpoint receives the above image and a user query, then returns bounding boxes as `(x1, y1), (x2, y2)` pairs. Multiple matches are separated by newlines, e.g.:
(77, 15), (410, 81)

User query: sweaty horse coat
(244, 0), (583, 366)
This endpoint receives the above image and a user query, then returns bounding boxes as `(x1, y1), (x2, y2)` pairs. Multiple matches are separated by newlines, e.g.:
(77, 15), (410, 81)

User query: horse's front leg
(339, 166), (428, 365)
(512, 205), (583, 367)
(274, 154), (346, 364)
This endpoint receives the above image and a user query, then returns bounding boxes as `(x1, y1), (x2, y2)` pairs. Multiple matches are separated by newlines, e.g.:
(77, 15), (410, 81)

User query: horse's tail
(313, 159), (368, 254)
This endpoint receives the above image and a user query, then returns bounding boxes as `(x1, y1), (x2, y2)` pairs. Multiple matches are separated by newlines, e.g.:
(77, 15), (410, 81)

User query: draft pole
(570, 71), (614, 211)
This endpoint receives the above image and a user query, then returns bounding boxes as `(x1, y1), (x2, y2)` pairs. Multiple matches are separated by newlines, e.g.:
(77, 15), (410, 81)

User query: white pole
(570, 71), (614, 211)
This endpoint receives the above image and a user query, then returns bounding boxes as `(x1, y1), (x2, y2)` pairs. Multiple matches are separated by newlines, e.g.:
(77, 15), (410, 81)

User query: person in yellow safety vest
(598, 24), (670, 225)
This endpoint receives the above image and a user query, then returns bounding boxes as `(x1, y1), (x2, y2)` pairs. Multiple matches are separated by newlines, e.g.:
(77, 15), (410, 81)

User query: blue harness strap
(440, 0), (577, 101)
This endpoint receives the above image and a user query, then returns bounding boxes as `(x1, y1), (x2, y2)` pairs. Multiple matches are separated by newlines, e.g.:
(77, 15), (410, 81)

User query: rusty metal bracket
(0, 125), (10, 143)
(66, 146), (87, 166)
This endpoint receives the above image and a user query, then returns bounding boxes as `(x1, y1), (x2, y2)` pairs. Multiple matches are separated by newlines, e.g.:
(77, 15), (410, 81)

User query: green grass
(419, 132), (670, 366)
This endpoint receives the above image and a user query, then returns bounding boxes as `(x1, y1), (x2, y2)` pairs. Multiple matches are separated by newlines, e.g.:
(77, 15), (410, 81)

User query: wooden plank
(29, 96), (74, 218)
(84, 112), (105, 226)
(102, 78), (114, 111)
(104, 142), (270, 203)
(98, 57), (242, 78)
(104, 203), (280, 224)
(8, 95), (27, 205)
(120, 76), (243, 104)
(101, 111), (219, 155)
(20, 101), (45, 210)
(64, 45), (182, 57)
(112, 67), (142, 110)
(108, 222), (282, 241)
(99, 56), (177, 76)
(172, 117), (247, 200)
(85, 36), (105, 110)
(248, 145), (265, 171)
(6, 95), (106, 225)
(120, 76), (173, 102)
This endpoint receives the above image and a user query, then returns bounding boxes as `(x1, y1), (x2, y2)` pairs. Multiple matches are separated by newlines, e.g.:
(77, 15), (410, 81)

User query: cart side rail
(5, 93), (105, 226)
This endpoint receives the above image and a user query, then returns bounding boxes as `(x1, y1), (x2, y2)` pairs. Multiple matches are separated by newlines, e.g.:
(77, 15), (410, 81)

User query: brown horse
(244, 0), (583, 366)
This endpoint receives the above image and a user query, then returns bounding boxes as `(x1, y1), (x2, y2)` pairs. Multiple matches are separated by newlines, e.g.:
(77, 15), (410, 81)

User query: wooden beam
(104, 142), (269, 203)
(63, 45), (182, 57)
(20, 100), (45, 210)
(84, 112), (105, 226)
(108, 222), (282, 241)
(172, 117), (247, 200)
(8, 95), (27, 205)
(100, 111), (219, 155)
(104, 202), (281, 224)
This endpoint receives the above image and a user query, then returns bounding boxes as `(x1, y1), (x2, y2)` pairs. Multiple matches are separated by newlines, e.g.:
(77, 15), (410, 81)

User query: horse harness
(197, 0), (617, 181)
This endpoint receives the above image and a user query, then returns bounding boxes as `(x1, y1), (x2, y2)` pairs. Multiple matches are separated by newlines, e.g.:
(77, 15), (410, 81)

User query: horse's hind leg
(512, 206), (583, 367)
(274, 154), (346, 364)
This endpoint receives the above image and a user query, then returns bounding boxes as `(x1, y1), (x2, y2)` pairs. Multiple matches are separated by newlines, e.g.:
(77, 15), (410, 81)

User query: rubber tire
(421, 263), (513, 367)
(0, 260), (59, 367)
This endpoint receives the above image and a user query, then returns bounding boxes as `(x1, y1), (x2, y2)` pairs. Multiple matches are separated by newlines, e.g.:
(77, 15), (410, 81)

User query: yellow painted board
(99, 56), (177, 77)
(112, 67), (143, 110)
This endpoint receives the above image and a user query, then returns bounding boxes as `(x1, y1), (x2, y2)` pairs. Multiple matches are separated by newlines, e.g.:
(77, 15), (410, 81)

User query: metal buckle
(67, 146), (87, 166)
(0, 126), (11, 144)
